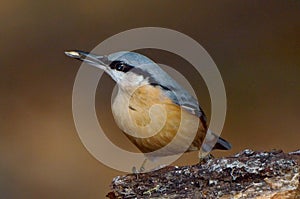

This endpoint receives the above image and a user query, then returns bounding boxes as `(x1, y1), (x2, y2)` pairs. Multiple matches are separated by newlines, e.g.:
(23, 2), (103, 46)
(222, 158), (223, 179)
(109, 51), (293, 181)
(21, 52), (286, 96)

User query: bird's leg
(132, 158), (148, 173)
(139, 158), (147, 172)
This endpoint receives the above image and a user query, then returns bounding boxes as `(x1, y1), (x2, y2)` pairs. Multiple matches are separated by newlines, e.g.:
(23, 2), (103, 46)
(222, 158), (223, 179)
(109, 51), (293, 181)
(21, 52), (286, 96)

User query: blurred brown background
(1, 1), (299, 198)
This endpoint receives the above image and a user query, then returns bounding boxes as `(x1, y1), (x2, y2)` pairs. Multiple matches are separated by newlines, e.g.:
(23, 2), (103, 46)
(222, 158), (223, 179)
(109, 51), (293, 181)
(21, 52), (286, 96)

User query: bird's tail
(201, 129), (231, 152)
(213, 136), (231, 150)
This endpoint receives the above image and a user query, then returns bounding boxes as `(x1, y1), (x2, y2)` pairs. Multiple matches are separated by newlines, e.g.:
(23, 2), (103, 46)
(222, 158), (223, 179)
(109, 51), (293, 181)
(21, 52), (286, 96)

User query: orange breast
(123, 85), (207, 156)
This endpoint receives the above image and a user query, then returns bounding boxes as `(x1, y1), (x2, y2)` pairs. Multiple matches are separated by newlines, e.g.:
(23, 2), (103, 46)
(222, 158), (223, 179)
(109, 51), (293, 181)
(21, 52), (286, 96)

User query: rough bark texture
(107, 149), (300, 199)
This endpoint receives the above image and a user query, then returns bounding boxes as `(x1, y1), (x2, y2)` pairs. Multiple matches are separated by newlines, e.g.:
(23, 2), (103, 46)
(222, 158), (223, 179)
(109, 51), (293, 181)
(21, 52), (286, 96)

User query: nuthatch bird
(65, 50), (231, 162)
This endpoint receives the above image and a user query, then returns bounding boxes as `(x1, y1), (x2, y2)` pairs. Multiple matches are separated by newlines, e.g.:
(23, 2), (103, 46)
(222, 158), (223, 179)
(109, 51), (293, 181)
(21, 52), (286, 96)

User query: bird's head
(65, 50), (160, 92)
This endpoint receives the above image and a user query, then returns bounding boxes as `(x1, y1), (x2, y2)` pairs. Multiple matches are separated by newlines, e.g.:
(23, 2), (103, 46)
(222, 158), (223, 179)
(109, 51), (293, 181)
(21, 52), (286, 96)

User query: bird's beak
(64, 50), (109, 70)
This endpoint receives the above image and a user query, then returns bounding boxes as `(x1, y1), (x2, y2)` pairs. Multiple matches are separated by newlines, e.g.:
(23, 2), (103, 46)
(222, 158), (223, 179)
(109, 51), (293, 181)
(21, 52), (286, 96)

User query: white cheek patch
(109, 70), (125, 83)
(114, 71), (125, 81)
(134, 75), (144, 85)
(118, 73), (148, 94)
(125, 73), (144, 86)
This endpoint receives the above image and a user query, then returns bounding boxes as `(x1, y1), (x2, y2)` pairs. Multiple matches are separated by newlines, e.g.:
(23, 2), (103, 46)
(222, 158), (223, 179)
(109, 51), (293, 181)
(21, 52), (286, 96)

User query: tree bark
(107, 149), (300, 199)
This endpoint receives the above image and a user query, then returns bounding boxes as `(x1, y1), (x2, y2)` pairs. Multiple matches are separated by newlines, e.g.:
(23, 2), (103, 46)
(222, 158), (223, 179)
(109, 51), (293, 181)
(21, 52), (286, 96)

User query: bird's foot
(132, 165), (145, 174)
(199, 153), (214, 164)
(132, 158), (147, 173)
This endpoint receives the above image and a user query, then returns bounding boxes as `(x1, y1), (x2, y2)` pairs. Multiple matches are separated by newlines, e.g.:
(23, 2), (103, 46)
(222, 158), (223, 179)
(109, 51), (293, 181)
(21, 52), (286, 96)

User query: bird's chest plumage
(112, 85), (206, 156)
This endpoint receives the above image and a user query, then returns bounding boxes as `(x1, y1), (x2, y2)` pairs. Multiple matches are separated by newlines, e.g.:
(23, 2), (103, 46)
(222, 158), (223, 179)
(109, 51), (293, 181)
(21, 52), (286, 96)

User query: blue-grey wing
(147, 75), (206, 121)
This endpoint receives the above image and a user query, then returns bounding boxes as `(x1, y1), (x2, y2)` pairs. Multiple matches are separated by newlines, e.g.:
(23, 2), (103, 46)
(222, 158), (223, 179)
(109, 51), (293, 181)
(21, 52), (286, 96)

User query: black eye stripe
(109, 61), (134, 73)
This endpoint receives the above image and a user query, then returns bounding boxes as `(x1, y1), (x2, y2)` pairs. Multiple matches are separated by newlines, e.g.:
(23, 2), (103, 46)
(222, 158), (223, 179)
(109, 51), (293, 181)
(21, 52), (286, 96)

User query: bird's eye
(115, 62), (124, 71)
(109, 61), (133, 73)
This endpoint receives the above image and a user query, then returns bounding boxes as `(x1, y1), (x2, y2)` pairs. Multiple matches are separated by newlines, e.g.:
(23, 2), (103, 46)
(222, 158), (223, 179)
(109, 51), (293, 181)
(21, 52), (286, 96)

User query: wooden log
(107, 149), (300, 199)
